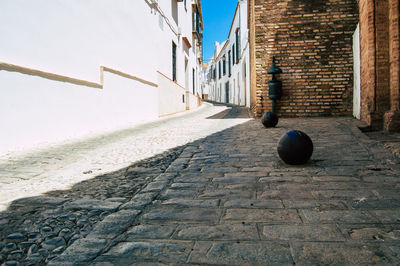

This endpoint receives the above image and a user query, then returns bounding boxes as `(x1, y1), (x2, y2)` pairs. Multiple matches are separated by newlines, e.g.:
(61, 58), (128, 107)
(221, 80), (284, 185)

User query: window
(172, 42), (177, 81)
(228, 50), (231, 76)
(213, 66), (216, 80)
(192, 68), (195, 94)
(232, 44), (235, 64)
(222, 56), (226, 76)
(218, 61), (221, 79)
(171, 0), (178, 25)
(235, 28), (240, 63)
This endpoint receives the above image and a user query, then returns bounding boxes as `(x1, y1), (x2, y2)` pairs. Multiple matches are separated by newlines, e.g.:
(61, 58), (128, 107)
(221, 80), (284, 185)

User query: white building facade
(0, 0), (203, 154)
(205, 0), (250, 107)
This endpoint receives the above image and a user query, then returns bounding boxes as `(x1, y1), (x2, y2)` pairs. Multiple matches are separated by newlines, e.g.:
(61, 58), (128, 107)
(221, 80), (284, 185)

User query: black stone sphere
(277, 130), (313, 165)
(261, 112), (279, 127)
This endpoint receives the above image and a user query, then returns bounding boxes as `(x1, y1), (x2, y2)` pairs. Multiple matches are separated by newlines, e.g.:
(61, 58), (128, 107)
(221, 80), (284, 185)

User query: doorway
(225, 82), (230, 104)
(353, 23), (361, 119)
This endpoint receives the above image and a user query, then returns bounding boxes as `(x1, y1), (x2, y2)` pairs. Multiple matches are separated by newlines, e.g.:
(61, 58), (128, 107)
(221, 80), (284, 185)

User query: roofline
(215, 40), (229, 61)
(194, 0), (204, 30)
(227, 1), (240, 38)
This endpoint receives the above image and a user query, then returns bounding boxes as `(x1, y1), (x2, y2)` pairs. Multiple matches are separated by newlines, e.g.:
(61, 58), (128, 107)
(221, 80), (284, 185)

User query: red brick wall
(384, 0), (400, 131)
(359, 0), (390, 129)
(251, 0), (359, 117)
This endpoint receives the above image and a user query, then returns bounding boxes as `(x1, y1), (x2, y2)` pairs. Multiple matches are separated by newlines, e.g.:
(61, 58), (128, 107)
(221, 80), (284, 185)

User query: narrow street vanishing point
(1, 103), (400, 265)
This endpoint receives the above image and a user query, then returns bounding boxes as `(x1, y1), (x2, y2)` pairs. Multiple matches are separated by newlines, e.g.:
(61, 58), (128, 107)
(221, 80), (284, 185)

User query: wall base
(384, 110), (400, 132)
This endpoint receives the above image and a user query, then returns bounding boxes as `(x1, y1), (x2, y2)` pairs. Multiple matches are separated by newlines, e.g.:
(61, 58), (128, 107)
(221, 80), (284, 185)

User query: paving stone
(174, 174), (212, 183)
(259, 175), (311, 183)
(154, 173), (176, 182)
(223, 199), (283, 209)
(66, 199), (122, 211)
(340, 225), (400, 241)
(174, 224), (259, 240)
(223, 209), (301, 223)
(170, 183), (206, 189)
(159, 189), (198, 200)
(140, 181), (168, 192)
(126, 224), (177, 240)
(142, 207), (220, 222)
(363, 175), (400, 183)
(350, 198), (400, 209)
(312, 175), (361, 182)
(312, 190), (376, 200)
(262, 224), (345, 241)
(88, 210), (141, 239)
(201, 167), (238, 173)
(41, 237), (66, 251)
(200, 189), (253, 199)
(48, 238), (107, 264)
(282, 199), (348, 209)
(120, 192), (158, 210)
(125, 167), (162, 175)
(161, 199), (219, 207)
(300, 210), (379, 223)
(224, 171), (268, 177)
(11, 196), (71, 206)
(373, 189), (400, 199)
(6, 233), (25, 243)
(212, 176), (258, 183)
(258, 189), (314, 199)
(369, 210), (400, 223)
(95, 241), (192, 264)
(291, 242), (399, 265)
(241, 167), (271, 172)
(189, 241), (293, 265)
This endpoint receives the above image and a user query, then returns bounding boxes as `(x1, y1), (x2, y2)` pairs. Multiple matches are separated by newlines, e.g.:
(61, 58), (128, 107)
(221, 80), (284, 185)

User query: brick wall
(359, 0), (391, 129)
(250, 0), (359, 117)
(384, 0), (400, 131)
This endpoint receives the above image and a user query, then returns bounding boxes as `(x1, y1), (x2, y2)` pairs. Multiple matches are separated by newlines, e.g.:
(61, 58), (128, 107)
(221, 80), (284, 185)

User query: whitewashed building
(0, 0), (203, 154)
(206, 0), (250, 107)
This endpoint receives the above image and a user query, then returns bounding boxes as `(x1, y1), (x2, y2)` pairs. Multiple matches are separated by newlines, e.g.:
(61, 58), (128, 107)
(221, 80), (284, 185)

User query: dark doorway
(225, 82), (229, 104)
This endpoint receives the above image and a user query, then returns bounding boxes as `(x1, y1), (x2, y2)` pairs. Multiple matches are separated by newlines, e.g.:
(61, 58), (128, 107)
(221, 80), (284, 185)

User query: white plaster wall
(0, 0), (202, 154)
(0, 70), (158, 155)
(188, 92), (199, 110)
(0, 0), (183, 155)
(156, 1), (201, 97)
(0, 0), (159, 83)
(158, 72), (186, 116)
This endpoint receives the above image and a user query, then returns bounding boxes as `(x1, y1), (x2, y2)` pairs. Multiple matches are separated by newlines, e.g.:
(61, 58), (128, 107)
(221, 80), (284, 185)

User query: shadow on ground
(0, 112), (253, 264)
(0, 141), (189, 264)
(1, 114), (400, 265)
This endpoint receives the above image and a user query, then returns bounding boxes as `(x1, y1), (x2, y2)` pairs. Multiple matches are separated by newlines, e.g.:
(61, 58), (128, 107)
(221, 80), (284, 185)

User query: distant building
(200, 62), (209, 99)
(0, 0), (204, 154)
(205, 0), (250, 107)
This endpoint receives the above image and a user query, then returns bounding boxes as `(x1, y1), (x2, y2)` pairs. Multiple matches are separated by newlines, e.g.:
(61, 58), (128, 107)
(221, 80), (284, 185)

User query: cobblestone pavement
(1, 107), (400, 265)
(365, 130), (400, 160)
(0, 103), (250, 211)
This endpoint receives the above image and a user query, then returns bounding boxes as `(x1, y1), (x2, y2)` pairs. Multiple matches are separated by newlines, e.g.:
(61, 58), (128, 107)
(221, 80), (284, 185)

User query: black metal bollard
(262, 56), (283, 128)
(261, 112), (278, 128)
(277, 130), (313, 165)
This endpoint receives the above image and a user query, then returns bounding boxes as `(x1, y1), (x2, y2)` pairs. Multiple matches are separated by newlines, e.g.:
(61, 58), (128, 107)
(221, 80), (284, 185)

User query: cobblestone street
(0, 103), (250, 211)
(1, 104), (400, 265)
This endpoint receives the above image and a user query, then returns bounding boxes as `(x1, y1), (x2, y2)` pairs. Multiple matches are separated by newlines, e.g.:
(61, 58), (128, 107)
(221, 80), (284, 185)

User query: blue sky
(202, 0), (238, 63)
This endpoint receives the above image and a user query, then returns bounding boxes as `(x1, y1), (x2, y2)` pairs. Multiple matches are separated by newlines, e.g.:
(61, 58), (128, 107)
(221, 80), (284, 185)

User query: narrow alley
(1, 103), (400, 264)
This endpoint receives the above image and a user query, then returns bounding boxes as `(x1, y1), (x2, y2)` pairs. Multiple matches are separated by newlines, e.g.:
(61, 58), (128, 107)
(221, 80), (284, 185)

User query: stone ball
(261, 112), (279, 128)
(277, 130), (313, 165)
